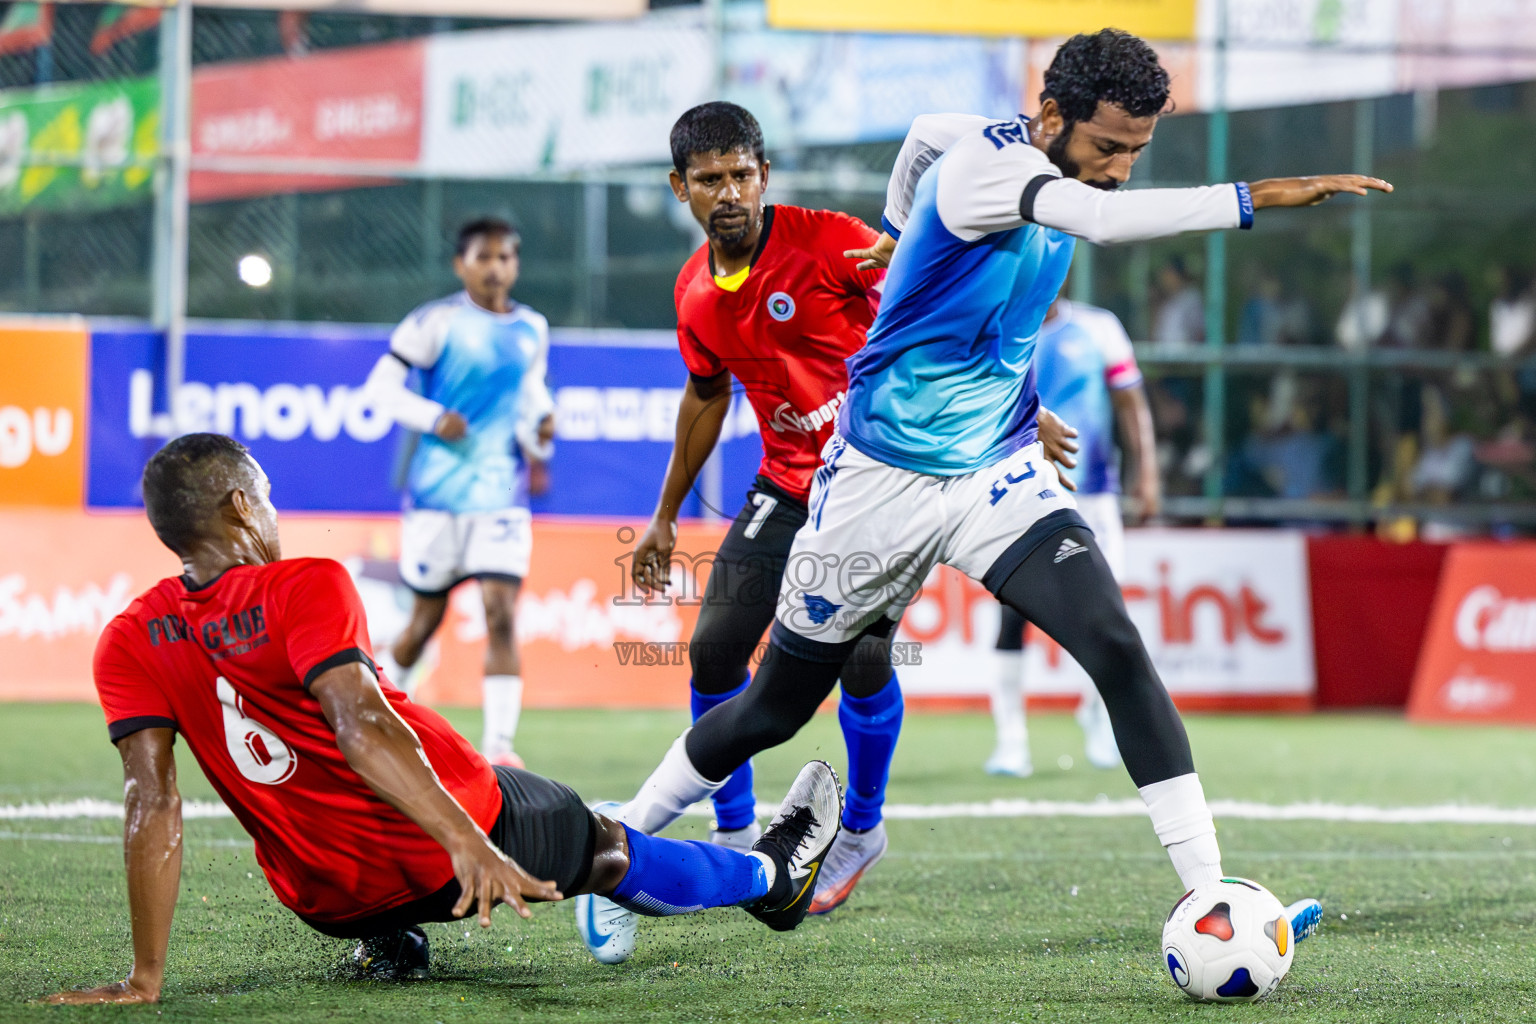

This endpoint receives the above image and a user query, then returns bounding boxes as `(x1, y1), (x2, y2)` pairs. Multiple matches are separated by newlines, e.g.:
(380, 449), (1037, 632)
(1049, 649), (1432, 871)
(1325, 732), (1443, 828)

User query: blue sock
(691, 677), (757, 831)
(611, 824), (770, 916)
(838, 672), (904, 832)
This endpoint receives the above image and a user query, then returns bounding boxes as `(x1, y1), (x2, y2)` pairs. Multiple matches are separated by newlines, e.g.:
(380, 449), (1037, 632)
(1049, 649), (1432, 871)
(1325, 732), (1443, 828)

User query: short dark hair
(141, 433), (254, 555)
(455, 217), (519, 257)
(1041, 29), (1170, 128)
(670, 102), (764, 178)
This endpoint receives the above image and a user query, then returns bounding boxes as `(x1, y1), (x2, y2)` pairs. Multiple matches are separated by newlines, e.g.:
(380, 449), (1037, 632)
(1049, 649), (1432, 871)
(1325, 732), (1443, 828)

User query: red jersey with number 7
(675, 204), (883, 504)
(93, 557), (500, 925)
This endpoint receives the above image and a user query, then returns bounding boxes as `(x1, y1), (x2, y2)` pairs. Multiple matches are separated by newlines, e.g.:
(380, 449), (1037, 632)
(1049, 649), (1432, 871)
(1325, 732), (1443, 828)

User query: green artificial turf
(2, 703), (1533, 1022)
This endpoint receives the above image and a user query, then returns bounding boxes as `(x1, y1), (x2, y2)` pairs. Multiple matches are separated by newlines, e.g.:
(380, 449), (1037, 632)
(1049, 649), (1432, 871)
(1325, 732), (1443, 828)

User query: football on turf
(1161, 877), (1294, 1002)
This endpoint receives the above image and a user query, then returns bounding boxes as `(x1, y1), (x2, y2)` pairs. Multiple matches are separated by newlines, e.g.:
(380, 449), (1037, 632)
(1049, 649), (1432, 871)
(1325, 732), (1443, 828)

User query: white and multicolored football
(1161, 877), (1295, 1002)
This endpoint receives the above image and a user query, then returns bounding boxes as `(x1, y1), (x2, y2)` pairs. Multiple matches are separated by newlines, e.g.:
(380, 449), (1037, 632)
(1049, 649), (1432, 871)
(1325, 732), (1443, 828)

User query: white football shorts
(399, 507), (533, 596)
(775, 434), (1080, 647)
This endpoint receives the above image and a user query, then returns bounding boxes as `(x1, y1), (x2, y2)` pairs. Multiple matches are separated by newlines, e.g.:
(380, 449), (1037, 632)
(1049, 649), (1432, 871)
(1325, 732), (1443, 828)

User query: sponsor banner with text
(897, 530), (1315, 709)
(0, 511), (726, 709)
(0, 319), (88, 507)
(420, 21), (712, 175)
(190, 40), (425, 202)
(86, 324), (762, 518)
(1408, 544), (1536, 724)
(766, 0), (1199, 39)
(0, 77), (159, 213)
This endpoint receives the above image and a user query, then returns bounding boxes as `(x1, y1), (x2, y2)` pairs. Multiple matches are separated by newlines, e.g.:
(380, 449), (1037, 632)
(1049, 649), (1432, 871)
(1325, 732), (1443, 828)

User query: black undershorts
(302, 765), (596, 939)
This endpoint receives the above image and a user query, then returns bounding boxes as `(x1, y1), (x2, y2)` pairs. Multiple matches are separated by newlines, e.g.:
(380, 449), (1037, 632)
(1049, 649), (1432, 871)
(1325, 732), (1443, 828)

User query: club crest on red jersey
(767, 292), (796, 321)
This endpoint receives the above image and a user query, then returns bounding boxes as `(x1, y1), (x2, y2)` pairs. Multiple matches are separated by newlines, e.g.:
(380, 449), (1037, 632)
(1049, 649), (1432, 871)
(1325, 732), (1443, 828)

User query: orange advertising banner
(0, 320), (88, 508)
(1407, 543), (1536, 724)
(0, 509), (725, 711)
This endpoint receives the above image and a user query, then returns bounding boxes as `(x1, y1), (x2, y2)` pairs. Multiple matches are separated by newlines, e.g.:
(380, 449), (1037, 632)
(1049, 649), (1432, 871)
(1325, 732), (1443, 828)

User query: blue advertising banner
(87, 322), (763, 520)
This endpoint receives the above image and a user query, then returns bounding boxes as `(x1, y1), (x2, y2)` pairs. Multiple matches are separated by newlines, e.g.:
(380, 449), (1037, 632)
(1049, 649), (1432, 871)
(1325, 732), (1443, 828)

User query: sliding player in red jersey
(43, 434), (844, 1004)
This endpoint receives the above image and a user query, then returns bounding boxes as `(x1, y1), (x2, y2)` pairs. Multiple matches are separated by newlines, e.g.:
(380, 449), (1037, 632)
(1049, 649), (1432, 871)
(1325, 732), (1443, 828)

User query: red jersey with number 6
(93, 557), (500, 925)
(675, 204), (883, 504)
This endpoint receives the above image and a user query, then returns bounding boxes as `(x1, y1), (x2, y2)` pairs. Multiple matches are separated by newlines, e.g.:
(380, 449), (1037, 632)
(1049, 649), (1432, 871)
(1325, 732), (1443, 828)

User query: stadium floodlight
(238, 254), (273, 288)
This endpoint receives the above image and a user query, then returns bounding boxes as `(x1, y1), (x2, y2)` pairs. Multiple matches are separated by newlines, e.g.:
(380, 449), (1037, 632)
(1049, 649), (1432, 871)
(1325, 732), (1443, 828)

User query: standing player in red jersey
(578, 102), (980, 960)
(42, 433), (847, 1004)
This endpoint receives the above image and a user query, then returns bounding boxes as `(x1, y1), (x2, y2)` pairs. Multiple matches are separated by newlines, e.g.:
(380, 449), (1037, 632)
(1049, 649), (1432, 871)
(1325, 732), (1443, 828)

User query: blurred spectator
(1226, 382), (1343, 499)
(1379, 263), (1431, 349)
(1334, 278), (1389, 351)
(1152, 257), (1203, 346)
(1247, 267), (1312, 346)
(1489, 264), (1535, 357)
(1412, 386), (1477, 501)
(1424, 271), (1476, 352)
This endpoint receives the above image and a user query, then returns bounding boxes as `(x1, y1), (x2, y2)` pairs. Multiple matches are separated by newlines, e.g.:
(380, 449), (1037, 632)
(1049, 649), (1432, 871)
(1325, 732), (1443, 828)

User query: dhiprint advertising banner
(898, 530), (1315, 709)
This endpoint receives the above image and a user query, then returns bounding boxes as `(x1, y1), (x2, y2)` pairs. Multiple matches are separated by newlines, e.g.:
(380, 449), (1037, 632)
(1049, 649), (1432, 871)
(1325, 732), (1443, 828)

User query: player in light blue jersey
(616, 30), (1385, 926)
(988, 291), (1159, 777)
(364, 217), (554, 768)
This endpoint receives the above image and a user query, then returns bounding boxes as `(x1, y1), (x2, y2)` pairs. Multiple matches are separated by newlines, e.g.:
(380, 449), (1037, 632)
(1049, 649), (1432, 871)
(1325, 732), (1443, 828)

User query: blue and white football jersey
(1033, 300), (1143, 495)
(841, 112), (1247, 477)
(389, 292), (553, 514)
(842, 116), (1073, 476)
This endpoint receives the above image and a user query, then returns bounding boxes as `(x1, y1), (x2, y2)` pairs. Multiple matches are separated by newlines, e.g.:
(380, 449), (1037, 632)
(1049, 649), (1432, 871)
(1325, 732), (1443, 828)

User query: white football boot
(572, 802), (637, 965)
(744, 760), (844, 931)
(808, 819), (888, 915)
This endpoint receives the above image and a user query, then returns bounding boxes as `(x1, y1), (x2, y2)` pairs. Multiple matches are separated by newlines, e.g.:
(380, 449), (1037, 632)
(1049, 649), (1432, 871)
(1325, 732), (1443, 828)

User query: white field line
(5, 796), (1536, 827)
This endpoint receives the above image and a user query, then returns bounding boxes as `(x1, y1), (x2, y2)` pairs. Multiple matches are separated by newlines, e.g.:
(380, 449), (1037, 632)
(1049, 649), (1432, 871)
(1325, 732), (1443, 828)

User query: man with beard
(605, 30), (1383, 942)
(575, 102), (907, 964)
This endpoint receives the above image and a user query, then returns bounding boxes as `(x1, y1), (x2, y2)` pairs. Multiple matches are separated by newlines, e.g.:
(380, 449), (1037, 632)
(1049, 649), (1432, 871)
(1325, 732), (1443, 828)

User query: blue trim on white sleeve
(1235, 182), (1254, 230)
(880, 213), (902, 241)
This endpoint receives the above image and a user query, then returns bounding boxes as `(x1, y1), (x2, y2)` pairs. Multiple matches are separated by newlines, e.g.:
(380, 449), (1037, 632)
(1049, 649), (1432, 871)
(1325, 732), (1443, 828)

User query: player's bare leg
(480, 578), (525, 767)
(383, 593), (449, 697)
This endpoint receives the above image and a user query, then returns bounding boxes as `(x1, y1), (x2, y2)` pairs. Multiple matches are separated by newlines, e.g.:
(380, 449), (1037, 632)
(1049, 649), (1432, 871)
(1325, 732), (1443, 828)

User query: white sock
(1139, 773), (1224, 890)
(616, 730), (725, 835)
(990, 650), (1027, 754)
(749, 850), (778, 892)
(482, 674), (523, 754)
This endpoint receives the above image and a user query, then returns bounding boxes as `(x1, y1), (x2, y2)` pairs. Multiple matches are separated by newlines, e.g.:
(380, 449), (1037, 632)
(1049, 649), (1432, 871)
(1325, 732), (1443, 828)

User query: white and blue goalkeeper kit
(366, 291), (553, 593)
(777, 113), (1252, 651)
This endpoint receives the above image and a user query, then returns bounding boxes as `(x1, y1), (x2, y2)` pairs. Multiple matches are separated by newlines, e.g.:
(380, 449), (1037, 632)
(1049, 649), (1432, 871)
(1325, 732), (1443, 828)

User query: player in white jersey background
(364, 217), (555, 768)
(987, 290), (1160, 778)
(613, 29), (1386, 927)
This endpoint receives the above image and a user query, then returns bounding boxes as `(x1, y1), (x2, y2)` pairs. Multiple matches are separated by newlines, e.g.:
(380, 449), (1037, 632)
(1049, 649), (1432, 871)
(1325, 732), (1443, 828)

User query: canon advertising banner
(1408, 544), (1536, 725)
(897, 530), (1316, 709)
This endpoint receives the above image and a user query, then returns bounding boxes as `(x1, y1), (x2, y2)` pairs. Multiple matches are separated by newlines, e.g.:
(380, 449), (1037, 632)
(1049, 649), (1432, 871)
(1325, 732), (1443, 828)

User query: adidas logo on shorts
(1053, 537), (1087, 564)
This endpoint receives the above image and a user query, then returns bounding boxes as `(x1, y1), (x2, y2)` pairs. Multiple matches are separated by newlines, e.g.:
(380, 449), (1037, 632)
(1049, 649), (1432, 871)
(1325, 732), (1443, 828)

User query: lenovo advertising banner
(1407, 544), (1536, 725)
(86, 323), (762, 519)
(897, 530), (1316, 709)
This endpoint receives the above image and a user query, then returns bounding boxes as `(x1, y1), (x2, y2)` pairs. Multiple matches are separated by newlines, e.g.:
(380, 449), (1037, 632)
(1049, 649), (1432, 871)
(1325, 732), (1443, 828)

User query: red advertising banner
(1408, 543), (1536, 725)
(190, 39), (424, 202)
(0, 510), (724, 711)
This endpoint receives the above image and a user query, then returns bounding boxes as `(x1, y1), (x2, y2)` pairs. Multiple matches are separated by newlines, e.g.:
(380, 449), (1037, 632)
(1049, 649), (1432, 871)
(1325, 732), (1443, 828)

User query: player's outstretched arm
(1248, 174), (1394, 208)
(634, 369), (732, 593)
(1029, 172), (1392, 246)
(312, 663), (562, 925)
(42, 728), (181, 1005)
